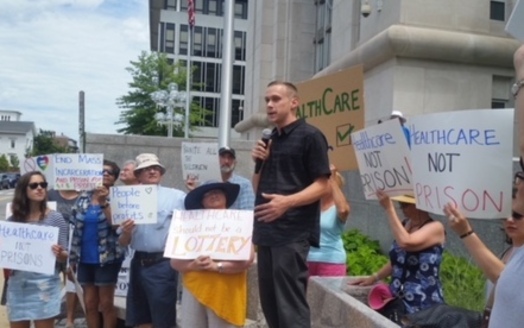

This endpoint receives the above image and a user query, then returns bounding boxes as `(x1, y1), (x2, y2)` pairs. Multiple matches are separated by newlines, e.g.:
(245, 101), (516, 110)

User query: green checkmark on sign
(336, 124), (355, 145)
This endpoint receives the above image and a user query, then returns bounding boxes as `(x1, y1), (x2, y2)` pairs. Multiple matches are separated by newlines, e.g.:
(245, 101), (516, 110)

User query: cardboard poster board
(6, 201), (57, 219)
(21, 155), (55, 189)
(54, 153), (104, 190)
(164, 209), (253, 260)
(352, 119), (413, 199)
(409, 109), (513, 219)
(296, 65), (365, 171)
(110, 185), (158, 225)
(181, 142), (221, 186)
(0, 221), (59, 274)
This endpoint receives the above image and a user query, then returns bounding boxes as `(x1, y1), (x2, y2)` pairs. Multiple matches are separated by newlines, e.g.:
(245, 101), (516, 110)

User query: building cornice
(236, 24), (520, 132)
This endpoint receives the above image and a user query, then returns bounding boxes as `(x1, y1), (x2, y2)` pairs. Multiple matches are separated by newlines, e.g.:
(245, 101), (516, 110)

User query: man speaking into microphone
(251, 81), (331, 328)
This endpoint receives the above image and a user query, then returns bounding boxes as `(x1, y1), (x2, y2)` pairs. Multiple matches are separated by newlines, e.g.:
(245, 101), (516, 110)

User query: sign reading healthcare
(409, 109), (513, 219)
(181, 142), (221, 186)
(296, 65), (365, 171)
(351, 119), (413, 200)
(164, 209), (253, 260)
(110, 185), (158, 225)
(0, 221), (59, 275)
(54, 154), (104, 190)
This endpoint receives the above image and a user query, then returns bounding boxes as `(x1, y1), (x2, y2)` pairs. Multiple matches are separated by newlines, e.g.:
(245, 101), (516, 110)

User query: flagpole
(184, 27), (192, 139)
(218, 0), (235, 148)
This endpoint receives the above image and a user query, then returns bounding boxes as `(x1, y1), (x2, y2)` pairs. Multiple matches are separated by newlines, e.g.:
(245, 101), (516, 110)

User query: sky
(0, 0), (149, 141)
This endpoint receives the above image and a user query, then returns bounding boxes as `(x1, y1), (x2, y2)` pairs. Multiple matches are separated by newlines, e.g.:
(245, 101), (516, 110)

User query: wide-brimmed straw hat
(134, 153), (166, 175)
(390, 194), (416, 204)
(184, 181), (240, 210)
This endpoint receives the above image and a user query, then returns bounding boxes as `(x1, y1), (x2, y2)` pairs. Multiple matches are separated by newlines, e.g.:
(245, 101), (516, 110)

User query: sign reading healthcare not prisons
(0, 221), (59, 275)
(409, 109), (513, 219)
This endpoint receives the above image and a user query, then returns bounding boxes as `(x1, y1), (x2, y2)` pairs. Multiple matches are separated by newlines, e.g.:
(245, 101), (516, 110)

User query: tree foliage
(115, 51), (208, 136)
(0, 155), (10, 172)
(32, 130), (69, 156)
(9, 154), (19, 170)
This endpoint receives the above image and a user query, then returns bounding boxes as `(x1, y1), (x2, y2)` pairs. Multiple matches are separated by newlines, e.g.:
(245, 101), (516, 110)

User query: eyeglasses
(514, 172), (524, 185)
(28, 182), (48, 190)
(102, 169), (115, 176)
(144, 166), (162, 172)
(512, 210), (524, 220)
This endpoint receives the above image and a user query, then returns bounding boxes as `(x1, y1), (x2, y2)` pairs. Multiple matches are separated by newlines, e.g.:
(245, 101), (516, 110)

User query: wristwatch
(217, 262), (223, 273)
(512, 79), (524, 98)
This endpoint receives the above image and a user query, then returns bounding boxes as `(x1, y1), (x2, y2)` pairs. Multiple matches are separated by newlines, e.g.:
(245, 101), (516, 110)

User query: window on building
(164, 23), (175, 54)
(314, 0), (332, 72)
(206, 27), (218, 58)
(181, 0), (188, 11)
(234, 31), (246, 61)
(180, 25), (188, 55)
(491, 99), (507, 108)
(196, 0), (204, 13)
(165, 0), (176, 10)
(10, 139), (15, 149)
(232, 65), (245, 95)
(492, 75), (512, 109)
(234, 0), (248, 19)
(490, 1), (505, 21)
(193, 26), (203, 56)
(231, 99), (244, 127)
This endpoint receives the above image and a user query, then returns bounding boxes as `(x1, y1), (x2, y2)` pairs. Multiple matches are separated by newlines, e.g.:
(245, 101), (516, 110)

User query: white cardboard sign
(409, 109), (513, 219)
(5, 202), (57, 220)
(109, 185), (158, 225)
(181, 142), (221, 186)
(54, 154), (104, 190)
(21, 155), (55, 189)
(164, 209), (253, 260)
(506, 0), (524, 42)
(352, 119), (413, 200)
(0, 221), (59, 274)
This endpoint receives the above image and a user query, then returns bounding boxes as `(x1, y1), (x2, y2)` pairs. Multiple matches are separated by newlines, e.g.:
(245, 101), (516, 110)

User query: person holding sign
(251, 81), (331, 328)
(119, 153), (185, 328)
(351, 192), (445, 319)
(5, 171), (69, 328)
(69, 160), (125, 328)
(307, 165), (350, 276)
(171, 181), (255, 328)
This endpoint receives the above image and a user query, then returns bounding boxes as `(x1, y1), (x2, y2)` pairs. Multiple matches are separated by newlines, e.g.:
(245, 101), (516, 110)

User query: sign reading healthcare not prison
(296, 65), (365, 171)
(409, 109), (513, 219)
(164, 209), (253, 260)
(0, 221), (59, 275)
(352, 119), (413, 200)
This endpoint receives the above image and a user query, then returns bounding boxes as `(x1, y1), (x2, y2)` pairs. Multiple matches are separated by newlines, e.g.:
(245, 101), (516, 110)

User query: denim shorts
(77, 262), (122, 286)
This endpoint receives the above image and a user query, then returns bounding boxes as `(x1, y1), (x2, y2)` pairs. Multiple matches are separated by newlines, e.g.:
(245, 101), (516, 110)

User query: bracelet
(460, 230), (474, 239)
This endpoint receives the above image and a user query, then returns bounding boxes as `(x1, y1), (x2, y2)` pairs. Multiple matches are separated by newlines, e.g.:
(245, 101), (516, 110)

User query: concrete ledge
(307, 277), (399, 328)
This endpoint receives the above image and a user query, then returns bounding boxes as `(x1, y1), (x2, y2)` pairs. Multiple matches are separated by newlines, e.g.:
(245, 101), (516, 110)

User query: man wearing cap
(390, 110), (411, 147)
(119, 153), (186, 328)
(186, 146), (255, 210)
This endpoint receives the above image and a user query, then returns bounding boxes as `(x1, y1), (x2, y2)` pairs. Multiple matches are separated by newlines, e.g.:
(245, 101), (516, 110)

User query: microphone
(255, 128), (273, 174)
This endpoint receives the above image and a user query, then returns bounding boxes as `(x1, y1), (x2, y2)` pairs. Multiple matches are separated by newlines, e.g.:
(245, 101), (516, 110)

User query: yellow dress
(183, 270), (247, 326)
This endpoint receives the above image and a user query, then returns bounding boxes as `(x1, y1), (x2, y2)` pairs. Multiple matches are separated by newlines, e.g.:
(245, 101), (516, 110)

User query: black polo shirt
(253, 119), (331, 247)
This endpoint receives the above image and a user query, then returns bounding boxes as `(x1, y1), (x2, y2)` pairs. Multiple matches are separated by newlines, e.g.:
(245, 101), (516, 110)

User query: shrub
(343, 229), (389, 276)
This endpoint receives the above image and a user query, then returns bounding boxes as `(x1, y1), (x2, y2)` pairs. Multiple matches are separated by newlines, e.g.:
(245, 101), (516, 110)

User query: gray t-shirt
(489, 245), (524, 327)
(47, 189), (78, 224)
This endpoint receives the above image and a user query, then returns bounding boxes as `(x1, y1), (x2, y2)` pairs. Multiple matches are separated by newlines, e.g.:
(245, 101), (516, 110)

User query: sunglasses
(28, 182), (48, 190)
(512, 210), (524, 220)
(103, 169), (115, 176)
(514, 172), (524, 185)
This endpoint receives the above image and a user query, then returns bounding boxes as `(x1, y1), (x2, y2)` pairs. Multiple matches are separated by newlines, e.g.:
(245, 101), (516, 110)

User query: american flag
(188, 0), (195, 28)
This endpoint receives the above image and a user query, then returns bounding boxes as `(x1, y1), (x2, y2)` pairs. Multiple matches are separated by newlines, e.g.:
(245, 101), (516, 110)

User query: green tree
(9, 154), (19, 170)
(0, 155), (10, 172)
(32, 130), (68, 156)
(116, 51), (208, 136)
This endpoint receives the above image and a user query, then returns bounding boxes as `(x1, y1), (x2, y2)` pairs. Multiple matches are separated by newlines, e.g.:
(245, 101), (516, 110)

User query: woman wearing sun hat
(171, 181), (255, 328)
(351, 191), (446, 317)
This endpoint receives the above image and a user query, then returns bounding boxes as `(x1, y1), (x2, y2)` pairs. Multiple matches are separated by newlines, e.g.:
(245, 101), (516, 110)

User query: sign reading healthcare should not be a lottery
(0, 221), (59, 275)
(164, 209), (253, 261)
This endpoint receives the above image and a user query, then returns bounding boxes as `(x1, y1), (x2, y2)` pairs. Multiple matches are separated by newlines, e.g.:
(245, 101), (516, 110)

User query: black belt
(133, 251), (167, 267)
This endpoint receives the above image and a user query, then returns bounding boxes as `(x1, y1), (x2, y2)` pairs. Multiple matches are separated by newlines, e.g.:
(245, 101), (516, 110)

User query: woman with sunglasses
(5, 171), (69, 328)
(445, 173), (524, 328)
(351, 190), (446, 319)
(69, 160), (125, 328)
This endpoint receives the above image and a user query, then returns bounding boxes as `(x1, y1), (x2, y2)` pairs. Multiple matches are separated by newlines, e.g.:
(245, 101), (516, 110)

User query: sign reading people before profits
(21, 155), (55, 189)
(351, 119), (413, 200)
(54, 153), (104, 190)
(110, 185), (158, 225)
(0, 220), (59, 275)
(164, 209), (253, 260)
(296, 65), (365, 171)
(409, 109), (513, 219)
(181, 142), (221, 186)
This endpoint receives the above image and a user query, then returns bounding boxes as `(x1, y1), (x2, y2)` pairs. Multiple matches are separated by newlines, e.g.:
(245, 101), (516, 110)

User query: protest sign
(115, 248), (133, 297)
(110, 185), (158, 225)
(164, 209), (253, 260)
(506, 0), (524, 42)
(352, 119), (413, 200)
(181, 142), (221, 186)
(296, 65), (365, 171)
(0, 221), (59, 274)
(6, 201), (57, 220)
(409, 109), (513, 219)
(54, 153), (103, 190)
(21, 155), (55, 189)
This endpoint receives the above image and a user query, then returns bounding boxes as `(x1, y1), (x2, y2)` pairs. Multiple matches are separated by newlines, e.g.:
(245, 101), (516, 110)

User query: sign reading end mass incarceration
(0, 221), (59, 275)
(164, 209), (253, 260)
(409, 109), (513, 219)
(110, 185), (158, 225)
(54, 153), (104, 190)
(351, 119), (412, 200)
(296, 65), (365, 171)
